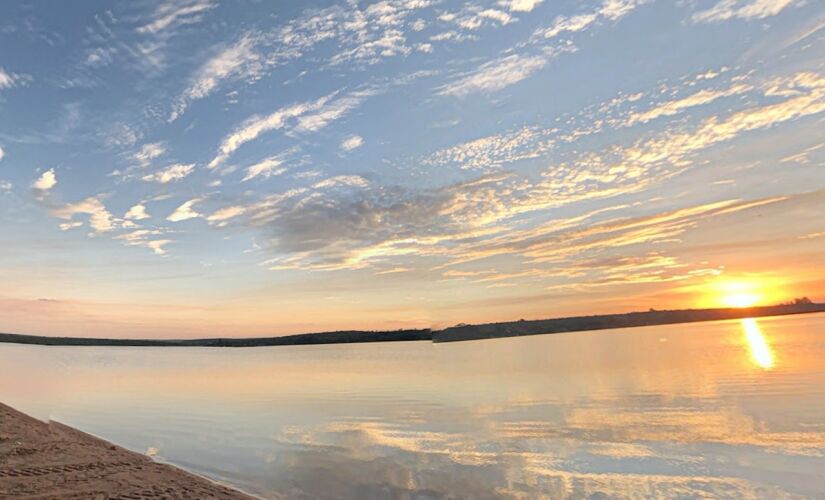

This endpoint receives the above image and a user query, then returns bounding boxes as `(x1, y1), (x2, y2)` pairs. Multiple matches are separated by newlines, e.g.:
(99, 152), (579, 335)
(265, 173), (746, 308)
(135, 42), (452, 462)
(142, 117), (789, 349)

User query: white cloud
(624, 82), (753, 126)
(328, 28), (412, 65)
(146, 239), (173, 255)
(693, 0), (799, 23)
(271, 0), (432, 68)
(137, 0), (216, 35)
(59, 221), (83, 231)
(131, 0), (217, 73)
(294, 90), (376, 133)
(437, 53), (552, 97)
(438, 4), (515, 32)
(477, 9), (513, 25)
(207, 205), (247, 223)
(340, 135), (365, 151)
(533, 0), (645, 40)
(51, 197), (115, 234)
(410, 19), (427, 31)
(209, 89), (374, 168)
(142, 163), (194, 183)
(538, 13), (598, 39)
(423, 126), (551, 170)
(103, 122), (141, 148)
(0, 67), (29, 89)
(0, 145), (4, 162)
(84, 47), (117, 68)
(243, 156), (287, 181)
(312, 175), (370, 189)
(115, 229), (172, 255)
(608, 72), (825, 173)
(133, 142), (167, 166)
(170, 33), (263, 121)
(0, 68), (14, 89)
(167, 198), (202, 222)
(243, 68), (825, 273)
(125, 203), (151, 220)
(500, 0), (543, 12)
(209, 96), (330, 168)
(32, 169), (57, 191)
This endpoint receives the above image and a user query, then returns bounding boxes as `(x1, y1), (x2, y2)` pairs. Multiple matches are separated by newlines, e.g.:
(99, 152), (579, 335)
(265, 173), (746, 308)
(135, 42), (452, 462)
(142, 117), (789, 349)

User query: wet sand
(0, 402), (251, 499)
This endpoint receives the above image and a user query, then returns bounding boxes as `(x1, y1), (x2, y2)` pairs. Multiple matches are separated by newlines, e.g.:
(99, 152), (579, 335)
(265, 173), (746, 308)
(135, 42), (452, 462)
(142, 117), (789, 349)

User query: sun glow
(724, 292), (761, 308)
(702, 277), (781, 309)
(742, 318), (774, 370)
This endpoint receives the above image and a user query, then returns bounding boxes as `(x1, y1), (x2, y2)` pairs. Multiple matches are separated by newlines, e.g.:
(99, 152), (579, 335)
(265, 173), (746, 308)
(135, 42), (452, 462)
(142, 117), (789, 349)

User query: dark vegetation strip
(1, 302), (824, 347)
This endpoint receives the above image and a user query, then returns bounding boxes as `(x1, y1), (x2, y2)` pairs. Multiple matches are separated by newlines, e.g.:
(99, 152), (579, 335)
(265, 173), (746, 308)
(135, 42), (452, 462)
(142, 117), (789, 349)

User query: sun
(723, 292), (761, 308)
(703, 277), (779, 309)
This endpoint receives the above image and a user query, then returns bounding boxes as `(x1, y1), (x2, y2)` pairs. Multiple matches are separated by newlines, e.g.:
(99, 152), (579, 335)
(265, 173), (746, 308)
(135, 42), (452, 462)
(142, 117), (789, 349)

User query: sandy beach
(0, 402), (251, 499)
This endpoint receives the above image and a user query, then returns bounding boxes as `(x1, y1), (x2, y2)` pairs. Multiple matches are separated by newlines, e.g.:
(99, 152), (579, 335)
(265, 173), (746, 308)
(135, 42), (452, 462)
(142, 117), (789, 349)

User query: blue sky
(1, 0), (824, 337)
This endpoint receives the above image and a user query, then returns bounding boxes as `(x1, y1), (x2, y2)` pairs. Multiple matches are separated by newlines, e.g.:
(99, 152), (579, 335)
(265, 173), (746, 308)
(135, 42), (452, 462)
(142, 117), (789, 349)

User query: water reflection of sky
(2, 314), (825, 498)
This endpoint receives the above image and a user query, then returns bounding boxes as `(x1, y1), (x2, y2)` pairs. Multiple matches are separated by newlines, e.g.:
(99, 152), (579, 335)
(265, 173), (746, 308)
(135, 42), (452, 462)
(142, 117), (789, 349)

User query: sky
(1, 0), (824, 338)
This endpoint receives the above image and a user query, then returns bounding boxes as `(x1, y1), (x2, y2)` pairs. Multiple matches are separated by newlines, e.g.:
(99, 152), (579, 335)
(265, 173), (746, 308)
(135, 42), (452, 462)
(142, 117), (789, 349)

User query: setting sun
(698, 277), (785, 309)
(714, 279), (765, 308)
(723, 292), (761, 308)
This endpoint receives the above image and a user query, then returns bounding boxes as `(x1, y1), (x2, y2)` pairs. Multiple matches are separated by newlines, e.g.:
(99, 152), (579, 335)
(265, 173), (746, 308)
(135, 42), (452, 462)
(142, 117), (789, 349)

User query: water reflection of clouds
(261, 392), (825, 498)
(2, 316), (825, 498)
(266, 418), (793, 499)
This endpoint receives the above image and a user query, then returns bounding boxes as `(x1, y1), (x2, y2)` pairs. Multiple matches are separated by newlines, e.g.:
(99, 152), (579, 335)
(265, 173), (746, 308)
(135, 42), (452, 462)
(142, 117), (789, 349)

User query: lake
(2, 313), (825, 498)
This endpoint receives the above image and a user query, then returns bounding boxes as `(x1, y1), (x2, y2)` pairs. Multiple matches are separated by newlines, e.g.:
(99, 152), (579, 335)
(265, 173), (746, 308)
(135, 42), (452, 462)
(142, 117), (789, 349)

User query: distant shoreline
(1, 303), (823, 347)
(433, 302), (825, 343)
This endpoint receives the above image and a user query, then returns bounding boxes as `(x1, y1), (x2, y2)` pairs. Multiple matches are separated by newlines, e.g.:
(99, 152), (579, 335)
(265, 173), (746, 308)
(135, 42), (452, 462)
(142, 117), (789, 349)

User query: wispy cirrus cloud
(243, 156), (287, 182)
(294, 89), (376, 133)
(128, 0), (217, 73)
(137, 0), (216, 35)
(0, 68), (15, 89)
(437, 51), (561, 97)
(532, 0), (647, 40)
(500, 0), (544, 12)
(166, 0), (449, 120)
(0, 67), (31, 89)
(340, 135), (364, 152)
(692, 0), (800, 23)
(83, 46), (118, 68)
(208, 96), (330, 169)
(141, 163), (194, 183)
(213, 68), (825, 274)
(209, 89), (375, 168)
(207, 205), (247, 226)
(531, 0), (649, 43)
(115, 229), (172, 255)
(437, 5), (514, 32)
(133, 142), (167, 167)
(423, 126), (552, 171)
(623, 82), (753, 126)
(170, 33), (264, 121)
(312, 175), (370, 189)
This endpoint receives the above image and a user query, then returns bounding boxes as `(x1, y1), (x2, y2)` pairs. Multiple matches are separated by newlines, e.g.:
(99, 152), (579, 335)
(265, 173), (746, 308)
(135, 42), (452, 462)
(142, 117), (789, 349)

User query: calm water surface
(2, 314), (825, 498)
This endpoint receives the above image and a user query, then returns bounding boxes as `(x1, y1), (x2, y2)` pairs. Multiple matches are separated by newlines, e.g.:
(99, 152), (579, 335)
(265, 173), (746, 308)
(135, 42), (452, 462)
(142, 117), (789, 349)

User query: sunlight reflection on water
(742, 318), (774, 370)
(2, 313), (825, 498)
